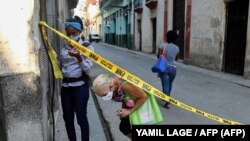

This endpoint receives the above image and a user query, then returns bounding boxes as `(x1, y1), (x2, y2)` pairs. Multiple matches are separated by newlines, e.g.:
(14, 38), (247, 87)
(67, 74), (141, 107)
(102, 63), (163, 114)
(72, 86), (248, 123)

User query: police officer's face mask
(70, 34), (80, 41)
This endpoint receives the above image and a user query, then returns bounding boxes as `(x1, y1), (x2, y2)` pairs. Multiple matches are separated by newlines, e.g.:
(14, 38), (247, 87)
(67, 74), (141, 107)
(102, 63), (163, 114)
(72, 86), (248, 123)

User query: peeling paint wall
(189, 0), (226, 71)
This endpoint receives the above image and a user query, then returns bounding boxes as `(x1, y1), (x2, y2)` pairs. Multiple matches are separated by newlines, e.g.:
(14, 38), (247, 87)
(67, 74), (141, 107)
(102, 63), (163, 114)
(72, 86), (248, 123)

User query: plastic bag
(129, 91), (163, 125)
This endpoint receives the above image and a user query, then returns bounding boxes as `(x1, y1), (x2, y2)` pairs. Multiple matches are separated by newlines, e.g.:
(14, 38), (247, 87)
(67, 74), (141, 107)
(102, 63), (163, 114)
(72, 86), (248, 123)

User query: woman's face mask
(102, 91), (113, 101)
(69, 34), (80, 41)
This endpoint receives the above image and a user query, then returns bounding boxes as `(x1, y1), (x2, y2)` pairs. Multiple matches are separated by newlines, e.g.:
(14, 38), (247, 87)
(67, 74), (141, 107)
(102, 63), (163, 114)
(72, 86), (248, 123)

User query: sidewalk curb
(89, 88), (114, 141)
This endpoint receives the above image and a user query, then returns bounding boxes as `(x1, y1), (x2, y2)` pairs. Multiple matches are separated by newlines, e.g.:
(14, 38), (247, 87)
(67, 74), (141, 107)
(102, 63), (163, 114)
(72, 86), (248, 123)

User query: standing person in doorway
(58, 18), (94, 141)
(157, 30), (179, 109)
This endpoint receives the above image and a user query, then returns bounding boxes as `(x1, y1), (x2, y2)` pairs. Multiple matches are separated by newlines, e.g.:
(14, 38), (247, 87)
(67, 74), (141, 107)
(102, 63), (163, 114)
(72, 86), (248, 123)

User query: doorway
(173, 0), (185, 60)
(152, 18), (157, 54)
(224, 0), (249, 75)
(137, 19), (142, 51)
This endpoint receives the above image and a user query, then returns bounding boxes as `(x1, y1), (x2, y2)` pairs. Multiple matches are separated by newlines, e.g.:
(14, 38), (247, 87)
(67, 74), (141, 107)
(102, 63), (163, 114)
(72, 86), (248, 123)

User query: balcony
(134, 0), (143, 14)
(145, 0), (158, 9)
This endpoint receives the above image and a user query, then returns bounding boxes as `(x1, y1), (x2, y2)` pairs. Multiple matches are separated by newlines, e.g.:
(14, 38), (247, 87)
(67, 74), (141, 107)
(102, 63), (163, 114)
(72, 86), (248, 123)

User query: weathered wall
(0, 1), (40, 75)
(136, 0), (165, 53)
(0, 0), (74, 140)
(0, 73), (41, 141)
(137, 0), (152, 52)
(244, 0), (250, 79)
(135, 12), (143, 51)
(189, 0), (226, 71)
(167, 0), (174, 30)
(0, 1), (42, 140)
(155, 0), (165, 50)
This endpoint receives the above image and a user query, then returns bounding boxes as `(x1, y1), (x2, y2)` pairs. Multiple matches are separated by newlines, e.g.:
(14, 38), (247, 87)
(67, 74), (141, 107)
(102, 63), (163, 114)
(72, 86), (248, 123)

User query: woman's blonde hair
(92, 74), (113, 96)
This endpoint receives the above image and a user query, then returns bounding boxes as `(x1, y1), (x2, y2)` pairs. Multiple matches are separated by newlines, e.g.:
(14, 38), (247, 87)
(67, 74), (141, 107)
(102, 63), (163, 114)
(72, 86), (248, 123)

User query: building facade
(100, 0), (135, 49)
(134, 0), (250, 79)
(84, 0), (102, 38)
(134, 0), (166, 53)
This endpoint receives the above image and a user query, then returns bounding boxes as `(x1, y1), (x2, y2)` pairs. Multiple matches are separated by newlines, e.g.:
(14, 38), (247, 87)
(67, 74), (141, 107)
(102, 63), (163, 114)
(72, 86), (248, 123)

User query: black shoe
(163, 102), (170, 109)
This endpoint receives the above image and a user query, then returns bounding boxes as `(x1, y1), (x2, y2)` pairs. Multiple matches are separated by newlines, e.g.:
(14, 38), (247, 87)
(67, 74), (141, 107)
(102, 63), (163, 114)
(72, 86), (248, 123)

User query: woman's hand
(68, 49), (80, 57)
(117, 108), (131, 118)
(68, 50), (83, 62)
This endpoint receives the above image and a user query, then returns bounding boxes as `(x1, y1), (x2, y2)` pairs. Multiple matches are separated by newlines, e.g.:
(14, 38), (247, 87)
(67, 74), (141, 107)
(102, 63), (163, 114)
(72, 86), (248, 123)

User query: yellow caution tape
(48, 45), (63, 79)
(39, 21), (243, 125)
(40, 25), (63, 78)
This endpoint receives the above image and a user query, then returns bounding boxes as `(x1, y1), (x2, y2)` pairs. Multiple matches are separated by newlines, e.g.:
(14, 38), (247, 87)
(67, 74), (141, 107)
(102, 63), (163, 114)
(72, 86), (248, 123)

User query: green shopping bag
(129, 91), (163, 125)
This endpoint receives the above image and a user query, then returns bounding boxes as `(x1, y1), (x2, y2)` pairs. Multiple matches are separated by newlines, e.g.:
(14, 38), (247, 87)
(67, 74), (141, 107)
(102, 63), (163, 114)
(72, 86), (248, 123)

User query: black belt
(63, 77), (83, 83)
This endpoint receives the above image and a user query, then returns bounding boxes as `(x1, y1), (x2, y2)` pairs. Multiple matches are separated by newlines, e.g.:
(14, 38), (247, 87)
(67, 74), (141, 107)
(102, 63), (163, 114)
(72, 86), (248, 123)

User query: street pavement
(55, 42), (250, 141)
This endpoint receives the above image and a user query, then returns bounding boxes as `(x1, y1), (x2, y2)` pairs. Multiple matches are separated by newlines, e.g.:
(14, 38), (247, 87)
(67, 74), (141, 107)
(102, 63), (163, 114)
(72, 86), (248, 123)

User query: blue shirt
(58, 39), (94, 87)
(159, 43), (179, 66)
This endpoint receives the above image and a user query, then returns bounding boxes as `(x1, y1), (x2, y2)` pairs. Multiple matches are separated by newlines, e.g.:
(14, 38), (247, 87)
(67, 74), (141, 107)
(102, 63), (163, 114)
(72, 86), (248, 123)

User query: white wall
(190, 0), (226, 70)
(0, 0), (39, 75)
(156, 0), (165, 46)
(135, 0), (165, 53)
(168, 0), (174, 31)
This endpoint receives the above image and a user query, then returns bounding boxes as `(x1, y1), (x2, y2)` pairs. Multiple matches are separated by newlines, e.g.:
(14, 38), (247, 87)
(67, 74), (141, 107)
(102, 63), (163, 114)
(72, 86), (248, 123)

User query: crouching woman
(92, 74), (147, 139)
